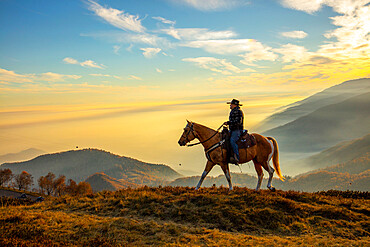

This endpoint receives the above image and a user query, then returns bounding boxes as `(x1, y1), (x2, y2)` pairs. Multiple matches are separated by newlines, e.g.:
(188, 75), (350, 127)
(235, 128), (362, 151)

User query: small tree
(65, 179), (78, 196)
(53, 175), (66, 196)
(38, 176), (47, 194)
(0, 168), (13, 187)
(44, 172), (56, 195)
(76, 181), (92, 195)
(14, 171), (33, 191)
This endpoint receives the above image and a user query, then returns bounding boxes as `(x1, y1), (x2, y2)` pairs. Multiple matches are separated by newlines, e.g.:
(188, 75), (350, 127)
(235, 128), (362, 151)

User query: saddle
(221, 127), (257, 162)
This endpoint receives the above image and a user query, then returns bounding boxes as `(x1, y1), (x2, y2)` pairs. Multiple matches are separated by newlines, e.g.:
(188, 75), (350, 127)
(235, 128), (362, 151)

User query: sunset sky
(1, 0), (369, 175)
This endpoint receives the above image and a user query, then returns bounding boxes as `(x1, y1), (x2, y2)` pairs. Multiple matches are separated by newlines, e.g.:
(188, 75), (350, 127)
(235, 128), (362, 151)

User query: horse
(178, 120), (284, 191)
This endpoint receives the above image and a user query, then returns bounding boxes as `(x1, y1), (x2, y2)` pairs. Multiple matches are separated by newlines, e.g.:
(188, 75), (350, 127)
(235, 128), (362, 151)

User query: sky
(0, 0), (369, 176)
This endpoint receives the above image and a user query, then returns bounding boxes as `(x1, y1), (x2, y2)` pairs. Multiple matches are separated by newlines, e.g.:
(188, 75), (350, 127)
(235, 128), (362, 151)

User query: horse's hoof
(269, 187), (276, 192)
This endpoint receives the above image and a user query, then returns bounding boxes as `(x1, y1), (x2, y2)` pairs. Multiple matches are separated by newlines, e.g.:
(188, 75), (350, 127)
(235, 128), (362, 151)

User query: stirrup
(229, 156), (239, 165)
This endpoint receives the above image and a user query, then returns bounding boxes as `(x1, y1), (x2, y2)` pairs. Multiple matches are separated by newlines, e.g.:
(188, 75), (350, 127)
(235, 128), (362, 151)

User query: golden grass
(1, 187), (369, 246)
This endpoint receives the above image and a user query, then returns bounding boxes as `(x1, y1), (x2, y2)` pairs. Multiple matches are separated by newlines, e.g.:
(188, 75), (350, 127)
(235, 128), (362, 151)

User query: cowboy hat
(227, 99), (242, 106)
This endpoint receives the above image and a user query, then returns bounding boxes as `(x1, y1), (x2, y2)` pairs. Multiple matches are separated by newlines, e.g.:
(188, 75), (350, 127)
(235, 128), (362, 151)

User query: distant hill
(0, 148), (45, 165)
(264, 92), (370, 153)
(297, 134), (370, 169)
(0, 149), (182, 186)
(255, 78), (370, 132)
(283, 153), (370, 192)
(85, 172), (138, 192)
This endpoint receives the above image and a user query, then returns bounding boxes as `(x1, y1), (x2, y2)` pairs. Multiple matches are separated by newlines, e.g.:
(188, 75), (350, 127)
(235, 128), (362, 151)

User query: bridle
(184, 122), (225, 147)
(183, 122), (197, 145)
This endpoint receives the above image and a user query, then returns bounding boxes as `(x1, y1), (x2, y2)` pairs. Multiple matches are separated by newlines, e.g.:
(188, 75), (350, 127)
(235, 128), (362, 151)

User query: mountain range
(264, 91), (370, 153)
(0, 148), (45, 165)
(256, 78), (370, 132)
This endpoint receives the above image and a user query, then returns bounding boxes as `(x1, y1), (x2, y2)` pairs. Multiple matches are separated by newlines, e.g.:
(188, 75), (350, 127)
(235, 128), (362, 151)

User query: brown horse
(178, 121), (284, 191)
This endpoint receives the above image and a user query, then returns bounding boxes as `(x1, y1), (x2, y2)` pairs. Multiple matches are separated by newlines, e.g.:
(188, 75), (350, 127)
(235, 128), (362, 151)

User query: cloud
(156, 68), (163, 73)
(152, 16), (176, 26)
(90, 74), (121, 79)
(36, 72), (81, 82)
(279, 0), (369, 67)
(86, 0), (145, 33)
(63, 57), (105, 69)
(80, 60), (105, 69)
(273, 44), (310, 63)
(280, 0), (324, 14)
(62, 57), (79, 64)
(168, 0), (249, 11)
(128, 75), (142, 80)
(0, 68), (33, 84)
(0, 67), (81, 84)
(161, 28), (237, 40)
(280, 30), (308, 39)
(113, 45), (121, 54)
(82, 31), (171, 48)
(181, 39), (255, 54)
(140, 47), (162, 58)
(182, 57), (255, 75)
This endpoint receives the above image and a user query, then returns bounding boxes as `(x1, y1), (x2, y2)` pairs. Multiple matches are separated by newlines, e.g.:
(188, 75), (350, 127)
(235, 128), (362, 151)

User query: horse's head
(178, 120), (197, 146)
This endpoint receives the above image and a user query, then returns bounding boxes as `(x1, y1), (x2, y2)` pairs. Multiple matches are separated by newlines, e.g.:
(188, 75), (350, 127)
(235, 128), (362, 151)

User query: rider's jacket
(228, 106), (244, 131)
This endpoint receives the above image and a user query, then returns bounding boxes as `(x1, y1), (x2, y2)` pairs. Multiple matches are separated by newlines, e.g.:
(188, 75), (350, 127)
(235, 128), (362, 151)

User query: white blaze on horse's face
(178, 122), (196, 146)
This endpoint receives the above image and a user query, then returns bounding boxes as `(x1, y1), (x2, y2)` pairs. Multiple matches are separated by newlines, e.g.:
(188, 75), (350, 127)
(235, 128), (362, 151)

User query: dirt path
(0, 189), (39, 201)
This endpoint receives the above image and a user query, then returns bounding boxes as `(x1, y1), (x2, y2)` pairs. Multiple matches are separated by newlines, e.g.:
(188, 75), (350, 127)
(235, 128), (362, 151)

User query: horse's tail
(267, 137), (284, 181)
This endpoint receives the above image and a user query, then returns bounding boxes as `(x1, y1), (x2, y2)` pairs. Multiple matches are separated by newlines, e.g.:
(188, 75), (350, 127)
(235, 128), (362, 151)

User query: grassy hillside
(264, 92), (370, 153)
(1, 149), (182, 186)
(85, 172), (138, 192)
(1, 187), (369, 246)
(255, 78), (370, 132)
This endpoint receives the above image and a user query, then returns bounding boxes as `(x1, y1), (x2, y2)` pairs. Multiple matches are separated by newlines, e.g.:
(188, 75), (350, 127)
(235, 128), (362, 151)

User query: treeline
(0, 169), (92, 196)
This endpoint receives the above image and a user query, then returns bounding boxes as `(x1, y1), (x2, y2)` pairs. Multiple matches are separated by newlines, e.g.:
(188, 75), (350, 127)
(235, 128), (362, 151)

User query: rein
(186, 123), (225, 147)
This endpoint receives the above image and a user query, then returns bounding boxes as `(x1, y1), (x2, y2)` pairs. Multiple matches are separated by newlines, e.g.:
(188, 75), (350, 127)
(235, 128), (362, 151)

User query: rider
(224, 99), (244, 164)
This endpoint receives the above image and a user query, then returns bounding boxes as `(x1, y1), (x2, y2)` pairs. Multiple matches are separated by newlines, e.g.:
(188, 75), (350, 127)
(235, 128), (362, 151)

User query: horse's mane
(191, 121), (217, 133)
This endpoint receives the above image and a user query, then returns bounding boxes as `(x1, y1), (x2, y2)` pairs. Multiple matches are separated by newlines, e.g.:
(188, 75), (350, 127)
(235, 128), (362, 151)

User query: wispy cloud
(280, 30), (308, 39)
(156, 68), (163, 73)
(90, 73), (121, 79)
(0, 67), (81, 84)
(81, 31), (171, 48)
(86, 0), (146, 33)
(182, 57), (255, 75)
(113, 45), (121, 54)
(63, 57), (105, 69)
(168, 0), (250, 11)
(128, 75), (142, 80)
(152, 16), (176, 26)
(140, 47), (162, 58)
(161, 28), (237, 40)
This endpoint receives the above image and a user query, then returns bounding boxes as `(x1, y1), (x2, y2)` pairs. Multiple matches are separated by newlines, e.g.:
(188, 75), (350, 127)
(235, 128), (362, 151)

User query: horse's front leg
(221, 163), (233, 191)
(195, 160), (215, 190)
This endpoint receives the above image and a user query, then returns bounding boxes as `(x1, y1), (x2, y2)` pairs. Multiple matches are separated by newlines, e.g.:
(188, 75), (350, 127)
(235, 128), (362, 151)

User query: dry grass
(1, 186), (369, 246)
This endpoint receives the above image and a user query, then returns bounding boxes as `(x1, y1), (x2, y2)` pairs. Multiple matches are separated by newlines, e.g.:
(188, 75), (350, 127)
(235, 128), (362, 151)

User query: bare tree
(0, 168), (13, 187)
(14, 171), (33, 191)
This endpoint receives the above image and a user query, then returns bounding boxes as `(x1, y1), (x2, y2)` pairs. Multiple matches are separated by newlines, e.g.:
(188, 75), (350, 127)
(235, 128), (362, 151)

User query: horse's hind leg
(195, 160), (215, 190)
(221, 163), (233, 191)
(253, 160), (263, 191)
(261, 161), (275, 191)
